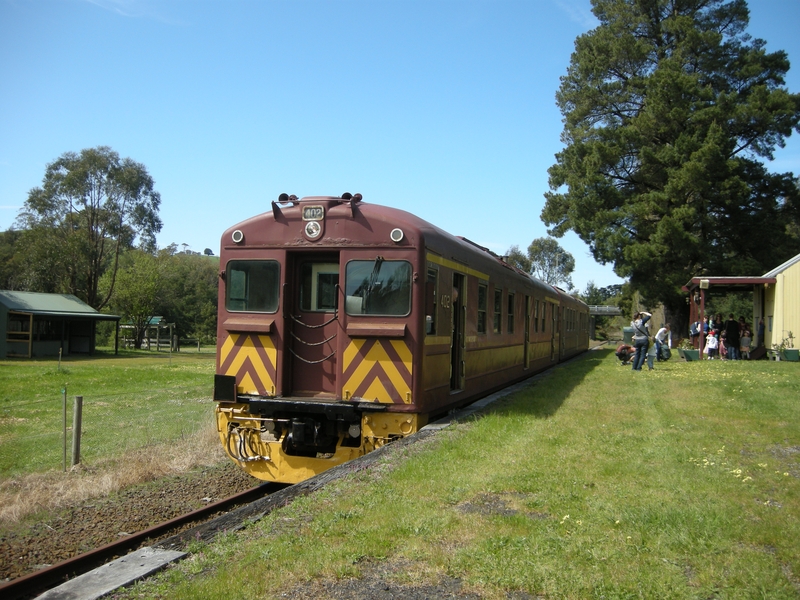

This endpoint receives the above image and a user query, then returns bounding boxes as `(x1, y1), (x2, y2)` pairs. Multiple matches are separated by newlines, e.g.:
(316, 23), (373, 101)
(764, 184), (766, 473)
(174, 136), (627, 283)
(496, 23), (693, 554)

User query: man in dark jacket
(725, 314), (740, 360)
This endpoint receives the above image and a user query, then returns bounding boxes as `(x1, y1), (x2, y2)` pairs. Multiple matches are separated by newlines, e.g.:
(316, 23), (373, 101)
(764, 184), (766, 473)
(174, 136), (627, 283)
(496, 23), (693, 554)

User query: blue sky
(2, 0), (799, 292)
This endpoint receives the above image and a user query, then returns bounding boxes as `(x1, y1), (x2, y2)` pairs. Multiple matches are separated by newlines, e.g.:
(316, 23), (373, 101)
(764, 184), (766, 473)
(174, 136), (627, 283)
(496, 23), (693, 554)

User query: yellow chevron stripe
(343, 338), (367, 372)
(362, 377), (394, 404)
(390, 339), (413, 375)
(223, 334), (276, 394)
(239, 372), (259, 396)
(220, 333), (236, 363)
(343, 339), (412, 404)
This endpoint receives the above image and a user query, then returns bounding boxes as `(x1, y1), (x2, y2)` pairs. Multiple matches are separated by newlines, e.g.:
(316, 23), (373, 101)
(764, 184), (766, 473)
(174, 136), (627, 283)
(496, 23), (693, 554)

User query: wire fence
(0, 385), (216, 476)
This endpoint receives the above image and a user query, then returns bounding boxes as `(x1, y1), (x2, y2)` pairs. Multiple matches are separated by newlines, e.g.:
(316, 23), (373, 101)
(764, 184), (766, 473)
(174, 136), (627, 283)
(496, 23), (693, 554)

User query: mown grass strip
(123, 349), (800, 599)
(0, 351), (217, 477)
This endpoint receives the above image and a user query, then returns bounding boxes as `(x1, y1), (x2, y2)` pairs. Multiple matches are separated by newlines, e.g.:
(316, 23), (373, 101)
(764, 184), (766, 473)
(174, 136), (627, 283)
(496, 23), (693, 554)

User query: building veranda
(0, 290), (120, 358)
(683, 252), (800, 360)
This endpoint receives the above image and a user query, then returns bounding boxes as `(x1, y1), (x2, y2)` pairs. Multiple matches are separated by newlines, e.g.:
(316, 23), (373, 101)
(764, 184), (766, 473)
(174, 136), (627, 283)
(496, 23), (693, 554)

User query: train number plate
(302, 206), (324, 221)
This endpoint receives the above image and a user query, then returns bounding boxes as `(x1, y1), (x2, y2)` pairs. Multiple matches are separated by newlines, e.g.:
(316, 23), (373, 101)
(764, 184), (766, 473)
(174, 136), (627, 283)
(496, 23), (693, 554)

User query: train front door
(288, 253), (340, 397)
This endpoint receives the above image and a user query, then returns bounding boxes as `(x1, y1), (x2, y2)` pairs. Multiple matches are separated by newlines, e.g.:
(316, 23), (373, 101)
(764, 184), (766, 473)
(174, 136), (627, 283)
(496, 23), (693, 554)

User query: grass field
(120, 348), (800, 599)
(0, 350), (217, 478)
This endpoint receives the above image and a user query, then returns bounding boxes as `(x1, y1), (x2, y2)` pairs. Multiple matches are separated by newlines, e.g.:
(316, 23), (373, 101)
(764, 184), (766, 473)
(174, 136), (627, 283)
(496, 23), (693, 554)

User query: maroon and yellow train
(213, 193), (589, 483)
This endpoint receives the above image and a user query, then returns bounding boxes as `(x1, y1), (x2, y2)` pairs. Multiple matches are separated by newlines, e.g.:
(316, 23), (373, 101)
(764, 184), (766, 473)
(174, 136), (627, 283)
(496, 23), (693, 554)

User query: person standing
(706, 330), (719, 359)
(655, 324), (671, 361)
(690, 320), (701, 348)
(713, 314), (724, 337)
(740, 330), (752, 360)
(646, 338), (658, 370)
(631, 311), (652, 371)
(725, 314), (740, 360)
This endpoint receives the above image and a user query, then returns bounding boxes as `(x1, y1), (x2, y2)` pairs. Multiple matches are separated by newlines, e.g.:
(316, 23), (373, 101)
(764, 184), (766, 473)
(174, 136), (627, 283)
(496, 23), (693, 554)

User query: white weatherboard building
(683, 251), (800, 357)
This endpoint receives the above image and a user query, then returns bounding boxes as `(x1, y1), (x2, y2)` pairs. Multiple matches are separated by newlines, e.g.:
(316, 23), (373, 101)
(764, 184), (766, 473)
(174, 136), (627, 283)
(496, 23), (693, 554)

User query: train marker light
(231, 230), (244, 243)
(390, 228), (404, 243)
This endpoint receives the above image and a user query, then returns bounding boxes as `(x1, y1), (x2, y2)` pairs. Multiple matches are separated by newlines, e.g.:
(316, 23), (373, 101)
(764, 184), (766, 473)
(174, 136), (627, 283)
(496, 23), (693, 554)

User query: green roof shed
(0, 290), (120, 358)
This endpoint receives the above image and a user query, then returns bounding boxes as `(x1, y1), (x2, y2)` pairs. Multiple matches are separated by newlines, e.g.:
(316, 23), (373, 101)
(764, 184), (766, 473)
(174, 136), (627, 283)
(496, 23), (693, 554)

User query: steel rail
(0, 483), (281, 600)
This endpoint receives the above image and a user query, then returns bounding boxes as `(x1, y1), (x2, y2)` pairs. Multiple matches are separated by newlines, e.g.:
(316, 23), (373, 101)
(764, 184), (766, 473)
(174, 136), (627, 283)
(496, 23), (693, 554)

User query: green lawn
(0, 350), (217, 476)
(123, 349), (800, 599)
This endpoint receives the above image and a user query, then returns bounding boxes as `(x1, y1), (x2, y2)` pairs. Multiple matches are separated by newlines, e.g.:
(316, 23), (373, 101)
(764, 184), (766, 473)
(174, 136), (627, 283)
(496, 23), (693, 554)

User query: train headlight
(348, 424), (361, 438)
(390, 228), (404, 243)
(232, 230), (244, 244)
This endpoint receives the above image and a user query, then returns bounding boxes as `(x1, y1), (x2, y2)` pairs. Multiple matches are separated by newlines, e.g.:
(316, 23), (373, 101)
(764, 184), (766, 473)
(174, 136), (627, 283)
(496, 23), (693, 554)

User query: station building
(683, 251), (800, 357)
(0, 290), (120, 358)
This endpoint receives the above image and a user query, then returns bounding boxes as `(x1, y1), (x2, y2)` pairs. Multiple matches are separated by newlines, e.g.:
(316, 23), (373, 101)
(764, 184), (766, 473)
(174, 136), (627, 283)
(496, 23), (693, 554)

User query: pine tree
(542, 0), (800, 312)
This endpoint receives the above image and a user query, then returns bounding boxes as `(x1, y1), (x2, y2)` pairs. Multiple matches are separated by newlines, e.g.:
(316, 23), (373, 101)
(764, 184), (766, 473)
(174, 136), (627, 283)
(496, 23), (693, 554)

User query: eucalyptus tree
(16, 147), (162, 309)
(542, 0), (800, 313)
(106, 249), (166, 349)
(507, 237), (576, 289)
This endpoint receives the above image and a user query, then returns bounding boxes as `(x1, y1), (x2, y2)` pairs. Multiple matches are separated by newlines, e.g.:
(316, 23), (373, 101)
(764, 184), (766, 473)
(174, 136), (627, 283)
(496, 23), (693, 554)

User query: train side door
(288, 253), (340, 397)
(524, 295), (531, 369)
(550, 303), (559, 361)
(450, 273), (466, 391)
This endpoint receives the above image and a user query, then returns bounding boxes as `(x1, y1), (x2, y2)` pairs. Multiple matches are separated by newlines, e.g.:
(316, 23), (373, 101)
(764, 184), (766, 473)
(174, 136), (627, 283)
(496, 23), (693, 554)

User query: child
(646, 340), (657, 370)
(706, 331), (718, 359)
(719, 332), (728, 360)
(740, 330), (752, 360)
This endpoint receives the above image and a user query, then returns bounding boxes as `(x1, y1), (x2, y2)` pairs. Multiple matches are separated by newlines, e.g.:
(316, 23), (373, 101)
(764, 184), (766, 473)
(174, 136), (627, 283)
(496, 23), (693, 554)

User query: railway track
(0, 483), (283, 600)
(1, 374), (549, 599)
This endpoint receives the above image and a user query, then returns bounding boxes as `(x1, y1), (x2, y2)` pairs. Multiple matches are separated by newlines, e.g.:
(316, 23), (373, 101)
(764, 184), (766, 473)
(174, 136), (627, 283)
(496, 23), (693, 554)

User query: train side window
(534, 300), (539, 333)
(226, 260), (280, 313)
(344, 259), (412, 316)
(426, 268), (438, 334)
(507, 293), (515, 333)
(493, 288), (502, 334)
(477, 283), (487, 334)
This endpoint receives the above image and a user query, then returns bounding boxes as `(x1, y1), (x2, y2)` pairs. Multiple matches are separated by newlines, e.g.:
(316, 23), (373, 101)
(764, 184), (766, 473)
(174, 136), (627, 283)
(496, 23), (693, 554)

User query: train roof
(222, 194), (581, 302)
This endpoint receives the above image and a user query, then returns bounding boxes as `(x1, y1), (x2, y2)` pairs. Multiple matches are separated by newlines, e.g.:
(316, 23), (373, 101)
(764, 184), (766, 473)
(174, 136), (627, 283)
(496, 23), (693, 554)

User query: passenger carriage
(213, 193), (589, 483)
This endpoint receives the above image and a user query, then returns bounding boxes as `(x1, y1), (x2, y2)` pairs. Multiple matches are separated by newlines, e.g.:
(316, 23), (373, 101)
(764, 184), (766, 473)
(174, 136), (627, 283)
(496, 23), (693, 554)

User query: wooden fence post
(71, 396), (83, 467)
(62, 386), (67, 472)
